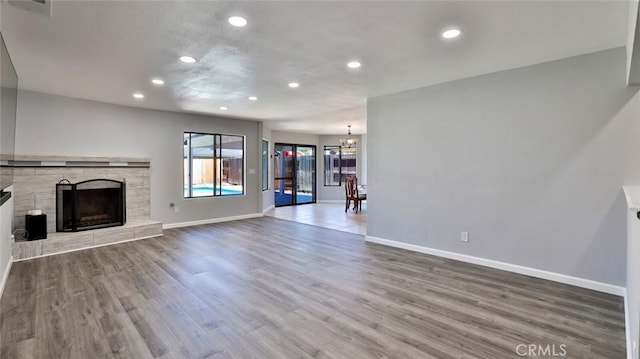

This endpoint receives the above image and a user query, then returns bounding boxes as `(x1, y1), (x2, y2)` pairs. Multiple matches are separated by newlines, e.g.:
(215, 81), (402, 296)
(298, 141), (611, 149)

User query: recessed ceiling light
(248, 96), (258, 101)
(179, 56), (197, 63)
(442, 28), (461, 39)
(133, 93), (144, 99)
(220, 106), (228, 110)
(288, 82), (300, 88)
(151, 78), (165, 86)
(347, 61), (361, 69)
(228, 16), (247, 27)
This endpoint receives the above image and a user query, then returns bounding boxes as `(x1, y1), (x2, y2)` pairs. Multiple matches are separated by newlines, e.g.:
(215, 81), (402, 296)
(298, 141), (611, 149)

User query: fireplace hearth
(56, 179), (126, 232)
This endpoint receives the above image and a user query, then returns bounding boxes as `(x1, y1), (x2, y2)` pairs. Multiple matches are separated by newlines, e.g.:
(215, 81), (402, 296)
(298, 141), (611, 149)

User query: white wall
(627, 203), (640, 358)
(0, 190), (13, 297)
(367, 47), (640, 287)
(15, 91), (262, 226)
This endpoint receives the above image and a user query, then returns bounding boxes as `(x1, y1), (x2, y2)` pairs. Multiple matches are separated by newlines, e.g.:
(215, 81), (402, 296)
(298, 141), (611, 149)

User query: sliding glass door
(274, 144), (295, 206)
(274, 143), (316, 207)
(295, 146), (315, 204)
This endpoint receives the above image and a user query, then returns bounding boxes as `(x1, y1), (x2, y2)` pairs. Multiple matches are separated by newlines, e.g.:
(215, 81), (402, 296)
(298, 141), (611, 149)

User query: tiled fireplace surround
(11, 155), (162, 260)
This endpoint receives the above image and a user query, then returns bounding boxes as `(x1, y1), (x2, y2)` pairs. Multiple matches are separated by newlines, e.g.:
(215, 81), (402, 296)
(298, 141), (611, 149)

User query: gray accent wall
(261, 126), (274, 211)
(15, 90), (261, 226)
(367, 47), (640, 286)
(272, 131), (320, 149)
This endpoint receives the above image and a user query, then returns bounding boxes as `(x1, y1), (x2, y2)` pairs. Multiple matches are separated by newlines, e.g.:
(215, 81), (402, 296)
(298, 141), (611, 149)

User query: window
(324, 145), (357, 186)
(340, 147), (357, 180)
(262, 140), (269, 191)
(184, 132), (245, 198)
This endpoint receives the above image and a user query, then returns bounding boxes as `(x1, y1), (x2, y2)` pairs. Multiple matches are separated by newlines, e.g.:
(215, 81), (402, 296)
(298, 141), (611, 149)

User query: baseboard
(317, 200), (344, 203)
(262, 205), (275, 214)
(0, 256), (13, 299)
(163, 213), (264, 229)
(13, 234), (163, 262)
(365, 235), (625, 296)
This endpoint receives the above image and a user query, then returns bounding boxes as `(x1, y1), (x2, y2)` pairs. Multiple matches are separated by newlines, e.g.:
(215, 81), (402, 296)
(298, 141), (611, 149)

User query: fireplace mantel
(12, 155), (151, 234)
(10, 155), (160, 261)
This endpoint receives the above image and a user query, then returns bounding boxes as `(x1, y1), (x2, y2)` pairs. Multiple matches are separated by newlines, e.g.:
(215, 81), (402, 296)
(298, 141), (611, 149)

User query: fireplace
(56, 179), (126, 232)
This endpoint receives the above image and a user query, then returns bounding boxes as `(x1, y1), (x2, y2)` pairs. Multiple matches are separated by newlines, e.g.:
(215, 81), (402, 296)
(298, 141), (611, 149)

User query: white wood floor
(264, 202), (366, 235)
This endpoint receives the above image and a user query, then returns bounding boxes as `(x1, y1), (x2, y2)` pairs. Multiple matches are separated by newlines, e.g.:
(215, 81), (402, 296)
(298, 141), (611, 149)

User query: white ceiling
(1, 1), (629, 134)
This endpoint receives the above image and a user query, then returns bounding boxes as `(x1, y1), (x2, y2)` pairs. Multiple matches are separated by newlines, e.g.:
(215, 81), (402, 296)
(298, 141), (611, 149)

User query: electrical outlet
(461, 231), (469, 242)
(174, 206), (179, 214)
(634, 341), (637, 356)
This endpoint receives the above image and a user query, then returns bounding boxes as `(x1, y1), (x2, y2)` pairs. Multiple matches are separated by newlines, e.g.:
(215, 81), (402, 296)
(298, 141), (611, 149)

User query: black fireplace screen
(56, 179), (126, 232)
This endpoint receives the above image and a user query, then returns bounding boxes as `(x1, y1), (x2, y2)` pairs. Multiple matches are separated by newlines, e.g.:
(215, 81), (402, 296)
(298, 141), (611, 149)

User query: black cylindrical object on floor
(26, 214), (47, 240)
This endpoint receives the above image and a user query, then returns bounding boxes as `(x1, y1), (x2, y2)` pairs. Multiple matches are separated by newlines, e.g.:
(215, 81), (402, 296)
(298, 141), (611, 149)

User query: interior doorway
(274, 143), (316, 207)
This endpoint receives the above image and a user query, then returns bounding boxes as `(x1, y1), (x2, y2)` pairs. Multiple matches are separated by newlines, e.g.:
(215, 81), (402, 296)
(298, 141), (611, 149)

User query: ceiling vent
(8, 0), (52, 17)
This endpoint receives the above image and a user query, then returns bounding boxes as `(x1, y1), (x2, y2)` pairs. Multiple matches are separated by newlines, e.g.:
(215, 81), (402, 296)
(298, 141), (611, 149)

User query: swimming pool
(185, 187), (243, 197)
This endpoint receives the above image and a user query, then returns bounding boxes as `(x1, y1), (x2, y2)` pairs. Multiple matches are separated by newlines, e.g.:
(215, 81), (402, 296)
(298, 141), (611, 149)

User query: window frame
(183, 131), (246, 199)
(324, 145), (341, 186)
(262, 139), (269, 191)
(323, 145), (357, 186)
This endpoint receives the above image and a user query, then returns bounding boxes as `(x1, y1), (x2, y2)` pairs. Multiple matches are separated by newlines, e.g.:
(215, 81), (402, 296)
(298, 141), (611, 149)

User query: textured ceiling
(0, 1), (629, 134)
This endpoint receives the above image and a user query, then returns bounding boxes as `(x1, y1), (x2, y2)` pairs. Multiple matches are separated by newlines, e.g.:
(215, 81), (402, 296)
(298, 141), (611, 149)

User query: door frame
(274, 142), (317, 207)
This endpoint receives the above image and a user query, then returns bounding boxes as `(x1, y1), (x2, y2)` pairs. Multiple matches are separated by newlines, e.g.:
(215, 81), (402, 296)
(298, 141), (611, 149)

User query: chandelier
(339, 125), (357, 148)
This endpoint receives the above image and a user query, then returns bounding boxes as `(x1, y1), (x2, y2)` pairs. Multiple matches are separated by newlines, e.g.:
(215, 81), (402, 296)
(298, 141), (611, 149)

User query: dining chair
(344, 176), (366, 213)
